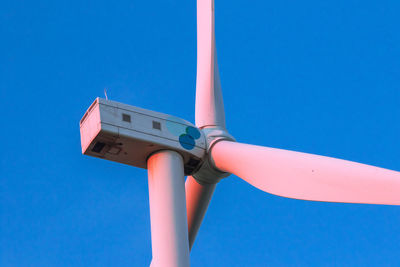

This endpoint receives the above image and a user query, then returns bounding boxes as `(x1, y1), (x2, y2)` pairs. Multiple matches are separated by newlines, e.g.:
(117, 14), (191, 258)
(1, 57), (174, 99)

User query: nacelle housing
(80, 98), (206, 174)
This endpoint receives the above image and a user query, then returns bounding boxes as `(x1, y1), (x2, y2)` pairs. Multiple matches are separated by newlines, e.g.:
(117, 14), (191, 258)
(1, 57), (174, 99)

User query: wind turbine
(79, 0), (400, 266)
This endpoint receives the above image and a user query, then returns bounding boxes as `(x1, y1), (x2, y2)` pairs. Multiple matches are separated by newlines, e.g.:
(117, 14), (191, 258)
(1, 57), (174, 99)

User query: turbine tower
(79, 1), (400, 266)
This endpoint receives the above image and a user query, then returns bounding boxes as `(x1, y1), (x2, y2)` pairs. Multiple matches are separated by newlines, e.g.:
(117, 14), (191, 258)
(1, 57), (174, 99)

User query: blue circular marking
(186, 126), (201, 140)
(179, 134), (195, 150)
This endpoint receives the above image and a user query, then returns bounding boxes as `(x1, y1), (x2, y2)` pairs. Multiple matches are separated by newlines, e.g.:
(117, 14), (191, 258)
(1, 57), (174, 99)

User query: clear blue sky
(1, 0), (400, 266)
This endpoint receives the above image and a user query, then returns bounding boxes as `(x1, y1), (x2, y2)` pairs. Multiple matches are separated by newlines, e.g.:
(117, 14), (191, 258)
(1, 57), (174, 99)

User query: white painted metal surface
(79, 0), (400, 265)
(195, 0), (226, 129)
(185, 176), (216, 250)
(211, 140), (400, 205)
(147, 151), (190, 267)
(80, 98), (206, 174)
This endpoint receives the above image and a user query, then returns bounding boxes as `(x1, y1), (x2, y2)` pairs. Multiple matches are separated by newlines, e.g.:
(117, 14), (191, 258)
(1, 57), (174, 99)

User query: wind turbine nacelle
(80, 98), (206, 174)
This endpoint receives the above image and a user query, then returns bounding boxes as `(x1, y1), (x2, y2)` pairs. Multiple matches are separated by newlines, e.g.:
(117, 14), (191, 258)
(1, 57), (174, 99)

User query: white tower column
(147, 150), (190, 267)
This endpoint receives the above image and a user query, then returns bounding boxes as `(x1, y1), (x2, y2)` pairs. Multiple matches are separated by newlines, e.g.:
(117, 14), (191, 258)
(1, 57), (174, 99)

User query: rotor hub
(192, 127), (235, 184)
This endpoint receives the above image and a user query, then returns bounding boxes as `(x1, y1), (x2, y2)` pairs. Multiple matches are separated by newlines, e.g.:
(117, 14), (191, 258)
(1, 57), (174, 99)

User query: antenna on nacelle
(104, 88), (108, 100)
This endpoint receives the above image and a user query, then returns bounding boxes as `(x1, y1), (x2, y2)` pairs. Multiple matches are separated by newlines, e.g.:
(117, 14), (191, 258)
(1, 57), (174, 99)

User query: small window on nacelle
(122, 113), (131, 122)
(152, 121), (161, 130)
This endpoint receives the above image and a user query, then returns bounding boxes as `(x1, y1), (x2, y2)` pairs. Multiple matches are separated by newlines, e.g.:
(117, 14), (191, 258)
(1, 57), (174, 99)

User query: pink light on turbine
(211, 141), (400, 205)
(148, 151), (190, 267)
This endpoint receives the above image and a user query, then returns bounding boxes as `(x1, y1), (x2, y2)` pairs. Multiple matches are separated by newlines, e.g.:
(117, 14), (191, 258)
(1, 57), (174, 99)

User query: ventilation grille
(92, 142), (105, 153)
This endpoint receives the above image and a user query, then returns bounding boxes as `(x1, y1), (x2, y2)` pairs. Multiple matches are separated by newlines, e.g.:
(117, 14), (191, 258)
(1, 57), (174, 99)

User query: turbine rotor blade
(195, 0), (226, 128)
(186, 176), (216, 250)
(211, 141), (400, 205)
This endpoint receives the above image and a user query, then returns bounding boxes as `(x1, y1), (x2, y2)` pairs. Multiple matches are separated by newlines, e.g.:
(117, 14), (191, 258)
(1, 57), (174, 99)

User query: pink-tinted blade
(185, 176), (216, 250)
(211, 141), (400, 205)
(195, 0), (226, 128)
